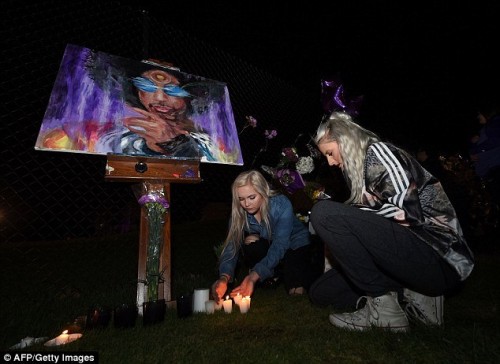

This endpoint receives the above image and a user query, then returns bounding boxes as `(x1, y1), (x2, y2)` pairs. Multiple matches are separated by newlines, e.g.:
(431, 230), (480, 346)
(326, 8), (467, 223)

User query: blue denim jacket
(218, 194), (310, 281)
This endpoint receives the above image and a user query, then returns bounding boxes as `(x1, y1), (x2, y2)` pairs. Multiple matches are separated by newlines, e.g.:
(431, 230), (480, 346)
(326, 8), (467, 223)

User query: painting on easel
(35, 44), (243, 165)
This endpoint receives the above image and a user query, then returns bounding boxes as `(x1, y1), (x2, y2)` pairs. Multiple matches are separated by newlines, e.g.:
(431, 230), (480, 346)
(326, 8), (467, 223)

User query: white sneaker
(329, 292), (409, 332)
(403, 288), (443, 326)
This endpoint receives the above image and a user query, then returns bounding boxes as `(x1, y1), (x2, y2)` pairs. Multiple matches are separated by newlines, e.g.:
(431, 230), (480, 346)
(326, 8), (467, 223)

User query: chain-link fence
(1, 0), (322, 243)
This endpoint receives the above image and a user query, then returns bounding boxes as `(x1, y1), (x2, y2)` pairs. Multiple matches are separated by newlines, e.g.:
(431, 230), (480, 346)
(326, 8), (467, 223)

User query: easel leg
(137, 207), (148, 315)
(159, 183), (172, 302)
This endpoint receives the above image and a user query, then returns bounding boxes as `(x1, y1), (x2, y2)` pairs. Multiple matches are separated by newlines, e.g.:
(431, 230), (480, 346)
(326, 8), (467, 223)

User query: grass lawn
(1, 219), (499, 363)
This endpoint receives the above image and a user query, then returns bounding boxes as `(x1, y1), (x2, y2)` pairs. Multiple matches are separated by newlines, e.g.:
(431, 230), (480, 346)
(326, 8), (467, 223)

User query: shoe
(288, 287), (305, 296)
(403, 288), (443, 326)
(329, 292), (409, 332)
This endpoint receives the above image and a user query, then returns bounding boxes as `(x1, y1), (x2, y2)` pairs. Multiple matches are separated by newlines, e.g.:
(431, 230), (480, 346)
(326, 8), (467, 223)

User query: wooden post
(104, 154), (201, 314)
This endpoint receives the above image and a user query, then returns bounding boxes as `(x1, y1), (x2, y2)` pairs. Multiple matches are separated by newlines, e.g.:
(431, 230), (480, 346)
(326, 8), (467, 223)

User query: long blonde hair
(314, 112), (380, 204)
(221, 170), (277, 259)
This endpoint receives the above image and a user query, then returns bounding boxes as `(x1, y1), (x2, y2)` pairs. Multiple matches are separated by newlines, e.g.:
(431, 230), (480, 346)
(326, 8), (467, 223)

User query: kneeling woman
(211, 170), (316, 301)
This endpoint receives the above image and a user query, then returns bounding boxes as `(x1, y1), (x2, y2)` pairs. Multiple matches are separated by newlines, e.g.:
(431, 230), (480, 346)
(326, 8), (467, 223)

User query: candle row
(222, 295), (251, 314)
(190, 288), (251, 315)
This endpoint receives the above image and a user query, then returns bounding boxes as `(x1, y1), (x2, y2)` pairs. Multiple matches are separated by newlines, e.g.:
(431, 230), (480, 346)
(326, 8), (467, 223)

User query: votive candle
(233, 293), (242, 306)
(55, 330), (69, 345)
(239, 297), (250, 314)
(222, 296), (232, 313)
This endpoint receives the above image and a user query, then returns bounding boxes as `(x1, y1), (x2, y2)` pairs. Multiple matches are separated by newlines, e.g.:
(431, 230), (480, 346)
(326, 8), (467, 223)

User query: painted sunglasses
(132, 77), (191, 97)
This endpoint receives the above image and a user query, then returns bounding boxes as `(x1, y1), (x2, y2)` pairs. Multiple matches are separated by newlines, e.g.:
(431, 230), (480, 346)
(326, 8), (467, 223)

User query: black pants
(309, 200), (461, 309)
(241, 238), (317, 291)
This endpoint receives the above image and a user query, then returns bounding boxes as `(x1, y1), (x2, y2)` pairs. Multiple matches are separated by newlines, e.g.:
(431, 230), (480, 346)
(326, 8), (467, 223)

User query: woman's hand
(230, 271), (259, 297)
(211, 277), (228, 302)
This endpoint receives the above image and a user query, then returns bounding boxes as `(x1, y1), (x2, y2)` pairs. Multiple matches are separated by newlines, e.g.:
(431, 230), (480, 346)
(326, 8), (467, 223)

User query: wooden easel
(105, 154), (201, 314)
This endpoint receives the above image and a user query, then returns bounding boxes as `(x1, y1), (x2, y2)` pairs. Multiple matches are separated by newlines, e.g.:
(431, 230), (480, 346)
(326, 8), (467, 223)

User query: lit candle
(239, 297), (250, 314)
(233, 293), (242, 306)
(244, 296), (251, 308)
(222, 296), (232, 313)
(44, 331), (82, 347)
(55, 330), (69, 345)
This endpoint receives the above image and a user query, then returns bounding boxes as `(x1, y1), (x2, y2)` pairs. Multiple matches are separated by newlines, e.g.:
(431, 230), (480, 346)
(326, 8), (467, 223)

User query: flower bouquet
(133, 181), (170, 304)
(262, 142), (329, 195)
(261, 138), (331, 215)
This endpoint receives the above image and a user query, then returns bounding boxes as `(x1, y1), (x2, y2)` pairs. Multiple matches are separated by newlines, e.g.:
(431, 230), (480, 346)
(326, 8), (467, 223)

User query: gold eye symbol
(150, 70), (172, 84)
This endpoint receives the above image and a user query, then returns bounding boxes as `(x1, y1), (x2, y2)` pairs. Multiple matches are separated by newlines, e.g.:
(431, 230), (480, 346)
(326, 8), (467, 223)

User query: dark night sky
(131, 2), (499, 153)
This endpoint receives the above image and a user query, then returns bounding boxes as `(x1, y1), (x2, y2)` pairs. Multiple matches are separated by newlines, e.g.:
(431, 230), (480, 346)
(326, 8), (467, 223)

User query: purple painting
(35, 44), (243, 165)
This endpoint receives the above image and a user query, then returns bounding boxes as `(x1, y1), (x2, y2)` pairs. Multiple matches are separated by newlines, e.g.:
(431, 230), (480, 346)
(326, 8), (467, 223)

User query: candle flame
(225, 295), (229, 300)
(62, 330), (68, 335)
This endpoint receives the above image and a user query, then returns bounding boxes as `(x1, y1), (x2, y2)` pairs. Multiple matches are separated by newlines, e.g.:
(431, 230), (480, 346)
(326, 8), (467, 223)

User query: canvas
(35, 44), (243, 165)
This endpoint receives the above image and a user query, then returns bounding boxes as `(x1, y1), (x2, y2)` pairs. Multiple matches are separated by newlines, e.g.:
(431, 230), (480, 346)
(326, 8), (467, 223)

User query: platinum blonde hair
(314, 112), (380, 204)
(221, 170), (277, 260)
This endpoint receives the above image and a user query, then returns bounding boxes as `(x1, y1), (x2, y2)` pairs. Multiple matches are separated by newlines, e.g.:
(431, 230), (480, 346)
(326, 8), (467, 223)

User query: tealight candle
(222, 296), (232, 313)
(44, 331), (82, 347)
(55, 330), (69, 345)
(233, 293), (242, 306)
(239, 297), (250, 314)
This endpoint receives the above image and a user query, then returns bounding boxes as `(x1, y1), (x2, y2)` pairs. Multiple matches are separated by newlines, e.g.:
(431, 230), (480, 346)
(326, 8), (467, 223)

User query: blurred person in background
(469, 95), (500, 211)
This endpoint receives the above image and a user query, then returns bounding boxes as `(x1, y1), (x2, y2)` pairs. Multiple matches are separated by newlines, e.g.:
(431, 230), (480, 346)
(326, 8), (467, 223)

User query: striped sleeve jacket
(357, 142), (474, 281)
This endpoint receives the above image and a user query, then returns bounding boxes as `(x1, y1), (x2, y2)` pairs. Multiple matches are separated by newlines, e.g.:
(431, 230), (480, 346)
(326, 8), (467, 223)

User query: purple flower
(264, 129), (277, 139)
(246, 116), (257, 128)
(138, 194), (170, 210)
(239, 116), (258, 135)
(281, 147), (299, 163)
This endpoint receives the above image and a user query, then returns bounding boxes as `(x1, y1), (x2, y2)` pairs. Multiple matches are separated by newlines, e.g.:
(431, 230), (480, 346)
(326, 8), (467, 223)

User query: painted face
(135, 69), (188, 120)
(318, 140), (343, 169)
(237, 184), (264, 216)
